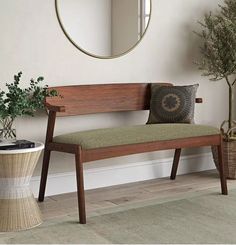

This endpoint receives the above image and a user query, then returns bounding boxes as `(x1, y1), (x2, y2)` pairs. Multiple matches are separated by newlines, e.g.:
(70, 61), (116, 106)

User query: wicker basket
(212, 140), (236, 179)
(0, 143), (44, 232)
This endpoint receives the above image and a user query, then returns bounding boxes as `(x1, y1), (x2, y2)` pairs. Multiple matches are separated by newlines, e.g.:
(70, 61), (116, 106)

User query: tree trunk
(229, 85), (234, 137)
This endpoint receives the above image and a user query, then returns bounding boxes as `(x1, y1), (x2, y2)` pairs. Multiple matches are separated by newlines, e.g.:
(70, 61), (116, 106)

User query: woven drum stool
(0, 143), (44, 232)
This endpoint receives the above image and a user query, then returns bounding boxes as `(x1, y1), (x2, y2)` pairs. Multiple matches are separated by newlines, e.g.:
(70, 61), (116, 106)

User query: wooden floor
(38, 170), (236, 220)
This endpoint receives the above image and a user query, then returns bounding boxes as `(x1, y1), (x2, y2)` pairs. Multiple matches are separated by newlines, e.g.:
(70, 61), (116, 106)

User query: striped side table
(0, 142), (44, 232)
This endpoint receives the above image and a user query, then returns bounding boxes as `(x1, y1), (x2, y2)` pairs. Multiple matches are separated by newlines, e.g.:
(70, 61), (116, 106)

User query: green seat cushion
(53, 124), (220, 150)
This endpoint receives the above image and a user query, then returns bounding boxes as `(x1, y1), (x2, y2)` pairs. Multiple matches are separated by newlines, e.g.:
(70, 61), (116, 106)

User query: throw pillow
(147, 84), (199, 124)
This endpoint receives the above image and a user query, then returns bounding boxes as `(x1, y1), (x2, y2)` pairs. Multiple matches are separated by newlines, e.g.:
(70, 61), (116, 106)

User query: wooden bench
(38, 83), (228, 224)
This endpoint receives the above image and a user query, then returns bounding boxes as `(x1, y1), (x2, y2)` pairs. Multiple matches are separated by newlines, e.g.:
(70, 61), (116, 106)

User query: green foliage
(195, 0), (236, 139)
(220, 0), (236, 22)
(0, 72), (59, 120)
(196, 1), (236, 83)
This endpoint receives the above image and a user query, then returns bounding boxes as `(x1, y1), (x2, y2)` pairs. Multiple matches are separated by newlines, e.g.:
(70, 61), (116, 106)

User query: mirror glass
(56, 0), (152, 58)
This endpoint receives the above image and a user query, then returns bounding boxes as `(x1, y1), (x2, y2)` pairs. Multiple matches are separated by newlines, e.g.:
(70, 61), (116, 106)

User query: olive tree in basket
(195, 0), (236, 178)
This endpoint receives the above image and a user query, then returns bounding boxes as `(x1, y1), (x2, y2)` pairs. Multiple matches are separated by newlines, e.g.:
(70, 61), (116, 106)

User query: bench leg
(75, 147), (86, 224)
(38, 149), (51, 202)
(217, 144), (228, 195)
(170, 148), (181, 180)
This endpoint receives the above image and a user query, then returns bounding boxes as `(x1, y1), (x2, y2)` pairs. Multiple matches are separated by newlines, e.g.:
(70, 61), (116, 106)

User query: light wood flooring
(38, 170), (236, 220)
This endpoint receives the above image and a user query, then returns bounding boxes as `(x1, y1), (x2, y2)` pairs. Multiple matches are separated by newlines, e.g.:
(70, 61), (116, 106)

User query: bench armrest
(195, 98), (203, 103)
(45, 103), (66, 112)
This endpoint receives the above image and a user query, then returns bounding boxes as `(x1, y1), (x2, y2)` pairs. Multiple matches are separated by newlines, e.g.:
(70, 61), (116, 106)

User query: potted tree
(0, 72), (58, 140)
(195, 0), (236, 178)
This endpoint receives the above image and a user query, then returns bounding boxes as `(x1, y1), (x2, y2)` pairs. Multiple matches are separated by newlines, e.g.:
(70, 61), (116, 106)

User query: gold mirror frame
(55, 0), (152, 59)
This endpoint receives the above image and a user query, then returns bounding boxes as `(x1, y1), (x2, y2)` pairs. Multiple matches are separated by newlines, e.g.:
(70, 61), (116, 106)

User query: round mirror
(55, 0), (152, 59)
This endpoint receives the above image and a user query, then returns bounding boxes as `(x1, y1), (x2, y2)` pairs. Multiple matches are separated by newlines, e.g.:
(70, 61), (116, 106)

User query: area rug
(1, 188), (236, 244)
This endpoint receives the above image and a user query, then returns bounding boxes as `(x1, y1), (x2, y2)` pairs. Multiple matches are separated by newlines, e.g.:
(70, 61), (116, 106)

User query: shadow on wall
(163, 9), (213, 79)
(180, 22), (202, 75)
(182, 2), (227, 77)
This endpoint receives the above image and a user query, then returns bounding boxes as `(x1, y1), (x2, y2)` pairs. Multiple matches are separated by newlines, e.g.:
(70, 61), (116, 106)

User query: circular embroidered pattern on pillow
(147, 84), (199, 124)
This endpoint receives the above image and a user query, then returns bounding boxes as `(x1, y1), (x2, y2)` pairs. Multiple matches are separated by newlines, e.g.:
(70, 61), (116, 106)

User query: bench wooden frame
(38, 83), (228, 224)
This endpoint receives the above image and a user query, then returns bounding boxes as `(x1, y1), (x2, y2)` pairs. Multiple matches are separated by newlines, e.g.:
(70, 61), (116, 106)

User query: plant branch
(0, 72), (59, 120)
(232, 77), (236, 86)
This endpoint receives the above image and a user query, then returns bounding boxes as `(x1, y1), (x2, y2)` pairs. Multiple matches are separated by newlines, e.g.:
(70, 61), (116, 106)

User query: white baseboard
(30, 153), (215, 197)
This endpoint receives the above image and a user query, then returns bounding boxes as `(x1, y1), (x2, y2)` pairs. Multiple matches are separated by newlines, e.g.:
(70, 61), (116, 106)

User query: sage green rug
(1, 188), (236, 244)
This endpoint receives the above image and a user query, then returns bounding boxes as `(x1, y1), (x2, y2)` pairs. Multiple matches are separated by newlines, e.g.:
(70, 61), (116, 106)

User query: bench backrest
(46, 83), (172, 117)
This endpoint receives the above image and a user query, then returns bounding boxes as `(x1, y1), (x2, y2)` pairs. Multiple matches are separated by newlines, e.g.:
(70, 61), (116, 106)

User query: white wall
(0, 0), (227, 195)
(58, 0), (112, 56)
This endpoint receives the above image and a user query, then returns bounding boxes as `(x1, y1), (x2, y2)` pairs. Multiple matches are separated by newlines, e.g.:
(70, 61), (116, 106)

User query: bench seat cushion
(53, 124), (220, 150)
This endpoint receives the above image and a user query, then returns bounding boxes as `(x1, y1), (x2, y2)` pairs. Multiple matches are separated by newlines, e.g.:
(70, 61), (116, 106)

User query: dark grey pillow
(147, 84), (199, 124)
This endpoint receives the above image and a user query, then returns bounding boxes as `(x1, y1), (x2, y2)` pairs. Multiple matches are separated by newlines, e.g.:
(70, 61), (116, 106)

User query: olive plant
(196, 0), (236, 141)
